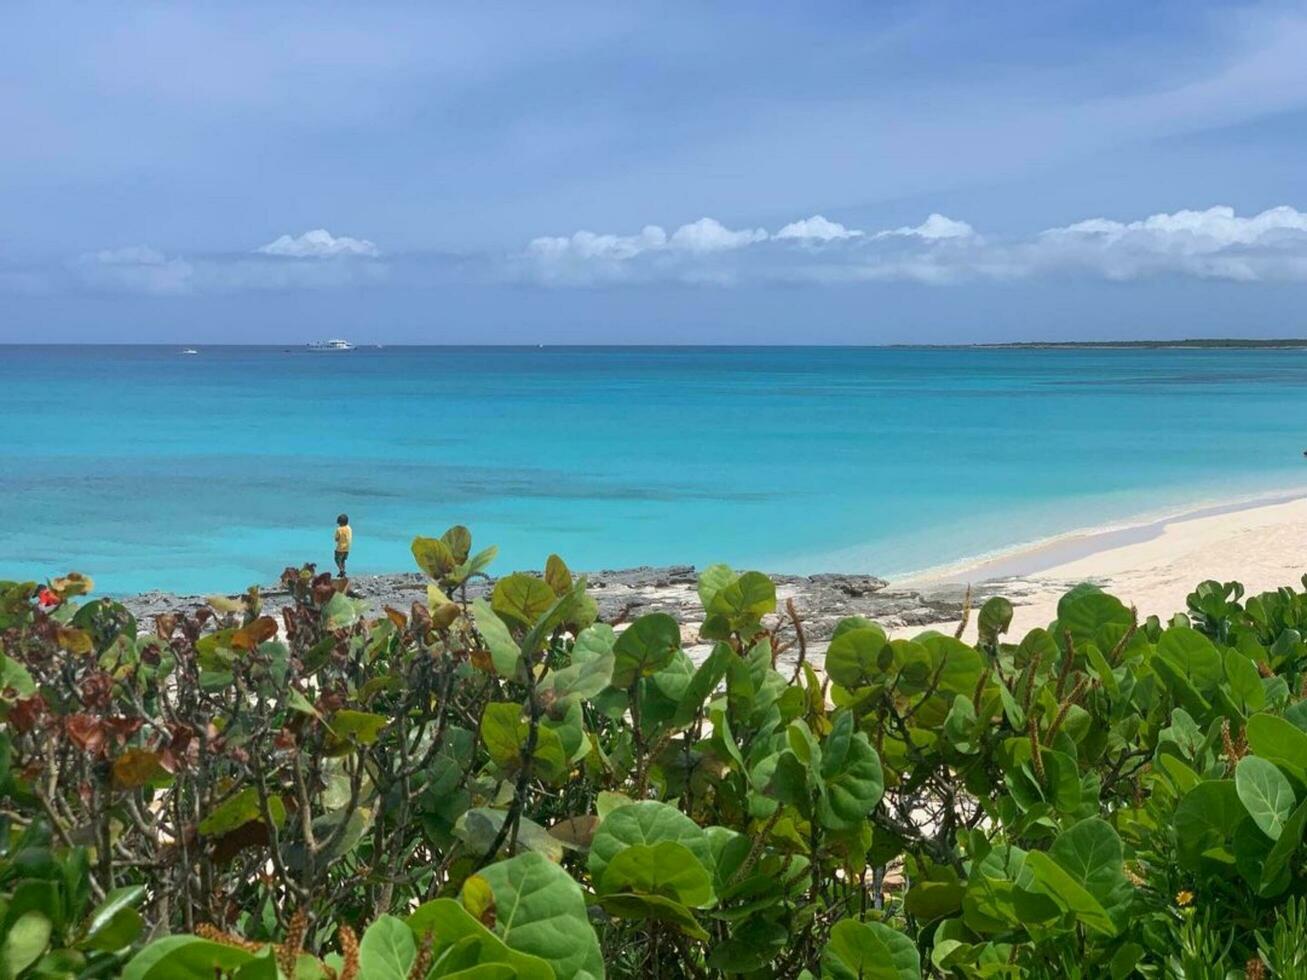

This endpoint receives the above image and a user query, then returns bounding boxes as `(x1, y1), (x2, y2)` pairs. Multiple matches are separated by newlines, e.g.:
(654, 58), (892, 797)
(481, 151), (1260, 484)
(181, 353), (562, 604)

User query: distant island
(971, 338), (1307, 349)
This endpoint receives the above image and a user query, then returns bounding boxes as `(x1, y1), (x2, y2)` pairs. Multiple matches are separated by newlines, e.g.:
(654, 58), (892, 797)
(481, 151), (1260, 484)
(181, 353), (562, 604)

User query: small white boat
(307, 339), (355, 351)
(181, 348), (199, 355)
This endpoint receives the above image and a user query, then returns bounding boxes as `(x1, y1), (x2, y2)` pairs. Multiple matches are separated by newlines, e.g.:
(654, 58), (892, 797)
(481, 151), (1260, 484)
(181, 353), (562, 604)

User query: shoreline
(891, 489), (1307, 639)
(891, 485), (1307, 587)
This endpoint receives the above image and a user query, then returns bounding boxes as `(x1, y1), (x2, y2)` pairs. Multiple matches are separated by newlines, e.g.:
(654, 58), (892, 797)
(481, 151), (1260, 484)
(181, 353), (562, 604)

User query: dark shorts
(334, 551), (349, 565)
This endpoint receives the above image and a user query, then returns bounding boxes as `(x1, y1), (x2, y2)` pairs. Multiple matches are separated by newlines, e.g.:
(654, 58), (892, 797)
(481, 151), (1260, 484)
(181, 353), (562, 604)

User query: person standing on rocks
(334, 513), (352, 578)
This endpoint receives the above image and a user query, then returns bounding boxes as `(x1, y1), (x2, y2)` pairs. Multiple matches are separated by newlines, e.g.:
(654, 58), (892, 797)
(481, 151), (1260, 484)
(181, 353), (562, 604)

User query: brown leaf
(231, 616), (278, 651)
(112, 748), (166, 789)
(8, 695), (48, 734)
(103, 716), (144, 743)
(65, 714), (106, 756)
(209, 818), (271, 866)
(80, 672), (114, 710)
(56, 626), (94, 655)
(548, 815), (600, 850)
(51, 572), (94, 598)
(384, 606), (407, 629)
(430, 602), (461, 630)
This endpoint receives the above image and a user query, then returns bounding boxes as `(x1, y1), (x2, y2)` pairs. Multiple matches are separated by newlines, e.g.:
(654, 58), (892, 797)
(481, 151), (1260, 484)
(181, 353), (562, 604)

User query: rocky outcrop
(118, 566), (964, 645)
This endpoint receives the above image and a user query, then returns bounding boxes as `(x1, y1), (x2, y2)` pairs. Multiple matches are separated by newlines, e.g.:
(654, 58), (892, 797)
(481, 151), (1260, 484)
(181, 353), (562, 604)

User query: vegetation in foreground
(1, 527), (1306, 979)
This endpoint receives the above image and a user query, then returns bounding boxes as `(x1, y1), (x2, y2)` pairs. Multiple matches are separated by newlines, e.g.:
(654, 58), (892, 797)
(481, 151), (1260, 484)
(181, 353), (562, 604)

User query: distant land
(968, 338), (1307, 350)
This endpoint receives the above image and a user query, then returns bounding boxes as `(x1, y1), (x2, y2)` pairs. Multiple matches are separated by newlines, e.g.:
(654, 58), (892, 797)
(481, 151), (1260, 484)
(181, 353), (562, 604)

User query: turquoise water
(4, 345), (1307, 595)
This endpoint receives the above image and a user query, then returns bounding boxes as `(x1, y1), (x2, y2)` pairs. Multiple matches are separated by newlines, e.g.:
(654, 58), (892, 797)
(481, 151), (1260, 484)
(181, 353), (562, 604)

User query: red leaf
(65, 714), (106, 756)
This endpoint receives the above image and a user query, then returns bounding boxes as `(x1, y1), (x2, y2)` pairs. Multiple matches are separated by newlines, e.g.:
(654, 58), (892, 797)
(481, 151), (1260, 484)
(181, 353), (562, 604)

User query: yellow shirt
(334, 525), (352, 552)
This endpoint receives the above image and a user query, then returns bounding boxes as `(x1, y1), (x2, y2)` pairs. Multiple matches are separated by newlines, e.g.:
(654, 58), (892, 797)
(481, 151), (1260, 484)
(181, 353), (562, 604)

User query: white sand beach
(892, 492), (1307, 640)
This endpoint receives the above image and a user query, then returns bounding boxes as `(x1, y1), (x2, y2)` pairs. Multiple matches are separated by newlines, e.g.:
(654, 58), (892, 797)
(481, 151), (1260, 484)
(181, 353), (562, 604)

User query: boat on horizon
(307, 339), (355, 351)
(181, 348), (199, 355)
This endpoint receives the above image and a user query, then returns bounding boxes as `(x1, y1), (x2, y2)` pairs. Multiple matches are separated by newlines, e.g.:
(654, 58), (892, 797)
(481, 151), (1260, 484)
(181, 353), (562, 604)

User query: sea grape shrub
(0, 530), (1304, 979)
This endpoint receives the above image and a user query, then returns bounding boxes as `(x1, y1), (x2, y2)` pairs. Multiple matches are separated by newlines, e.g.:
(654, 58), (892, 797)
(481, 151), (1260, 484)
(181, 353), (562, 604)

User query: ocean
(4, 345), (1307, 596)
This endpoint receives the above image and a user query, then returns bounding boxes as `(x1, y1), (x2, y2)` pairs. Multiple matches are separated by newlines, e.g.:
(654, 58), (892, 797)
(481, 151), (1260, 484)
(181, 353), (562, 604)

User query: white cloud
(1042, 205), (1307, 251)
(668, 217), (768, 252)
(774, 215), (861, 241)
(875, 213), (975, 240)
(255, 228), (380, 258)
(527, 225), (667, 261)
(517, 212), (978, 285)
(1032, 205), (1307, 280)
(520, 217), (768, 283)
(515, 204), (1307, 286)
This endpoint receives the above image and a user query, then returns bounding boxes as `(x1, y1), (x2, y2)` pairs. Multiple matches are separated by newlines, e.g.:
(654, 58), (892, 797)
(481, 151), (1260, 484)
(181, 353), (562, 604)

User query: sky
(3, 1), (1307, 344)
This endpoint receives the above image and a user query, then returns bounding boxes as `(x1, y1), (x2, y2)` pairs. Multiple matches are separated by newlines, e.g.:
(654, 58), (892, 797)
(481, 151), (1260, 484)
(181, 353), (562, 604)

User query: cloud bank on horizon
(44, 204), (1307, 296)
(517, 205), (1307, 286)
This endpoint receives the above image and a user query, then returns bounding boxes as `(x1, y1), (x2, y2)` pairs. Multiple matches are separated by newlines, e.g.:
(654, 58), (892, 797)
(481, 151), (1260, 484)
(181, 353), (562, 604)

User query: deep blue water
(4, 345), (1307, 595)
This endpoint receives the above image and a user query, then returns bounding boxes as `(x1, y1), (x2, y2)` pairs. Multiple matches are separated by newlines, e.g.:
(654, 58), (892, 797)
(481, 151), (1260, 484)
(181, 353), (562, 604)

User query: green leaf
(1174, 779), (1245, 870)
(442, 525), (473, 563)
(1260, 796), (1307, 897)
(3, 910), (52, 976)
(492, 574), (557, 628)
(472, 599), (523, 679)
(1235, 756), (1296, 841)
(480, 702), (568, 782)
(1023, 852), (1113, 936)
(412, 535), (458, 579)
(696, 564), (736, 612)
(1059, 590), (1131, 646)
(198, 788), (285, 837)
(231, 950), (279, 980)
(825, 626), (888, 689)
(321, 591), (360, 630)
(611, 614), (680, 688)
(543, 554), (573, 595)
(977, 597), (1014, 646)
(454, 808), (566, 863)
(598, 841), (715, 907)
(818, 711), (885, 829)
(1023, 817), (1127, 936)
(904, 870), (964, 923)
(1223, 649), (1265, 712)
(821, 918), (922, 979)
(671, 643), (733, 727)
(540, 653), (614, 709)
(460, 545), (500, 583)
(438, 965), (519, 979)
(358, 915), (415, 980)
(329, 709), (388, 745)
(1156, 627), (1223, 693)
(287, 688), (321, 718)
(407, 899), (553, 979)
(705, 571), (776, 633)
(1245, 713), (1307, 782)
(0, 652), (36, 697)
(80, 884), (146, 951)
(123, 936), (257, 980)
(598, 892), (709, 942)
(469, 852), (604, 980)
(589, 801), (711, 885)
(519, 576), (591, 657)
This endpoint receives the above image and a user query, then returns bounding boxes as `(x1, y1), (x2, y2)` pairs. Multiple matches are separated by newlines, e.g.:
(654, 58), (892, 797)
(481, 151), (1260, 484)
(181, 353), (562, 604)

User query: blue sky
(4, 0), (1307, 343)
